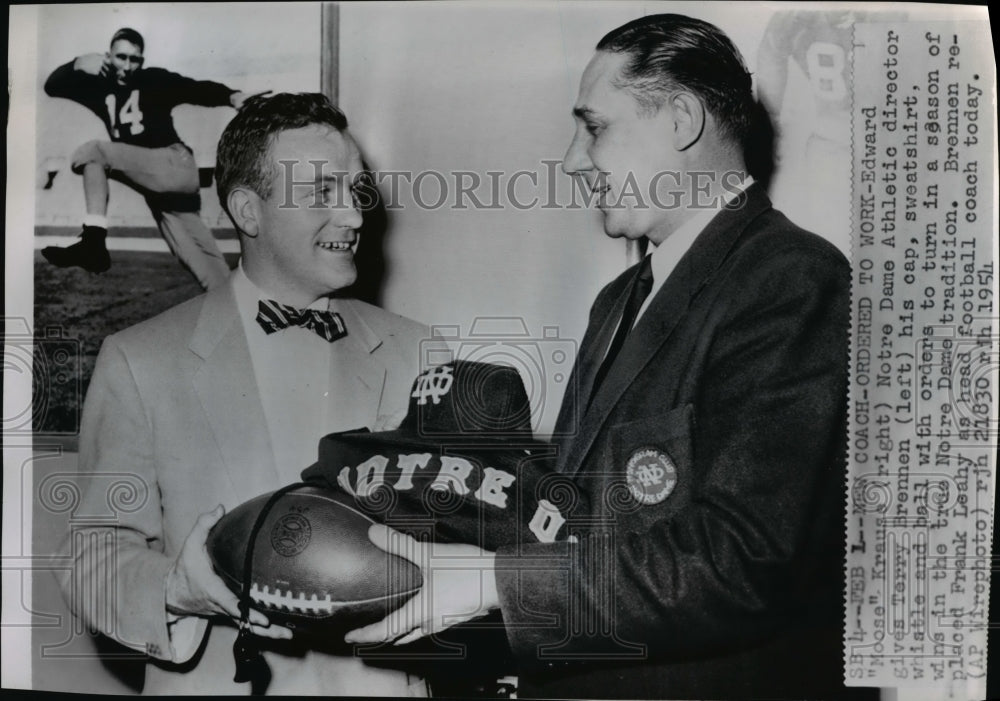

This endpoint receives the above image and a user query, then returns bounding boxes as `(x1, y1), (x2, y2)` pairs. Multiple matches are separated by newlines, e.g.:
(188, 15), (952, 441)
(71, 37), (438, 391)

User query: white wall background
(339, 1), (852, 433)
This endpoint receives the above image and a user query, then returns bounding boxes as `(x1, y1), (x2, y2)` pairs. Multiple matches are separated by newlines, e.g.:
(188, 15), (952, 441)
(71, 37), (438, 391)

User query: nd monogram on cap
(305, 360), (581, 547)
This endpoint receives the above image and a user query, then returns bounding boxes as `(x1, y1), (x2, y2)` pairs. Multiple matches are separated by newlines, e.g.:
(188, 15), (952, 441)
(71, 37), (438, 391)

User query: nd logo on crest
(626, 448), (677, 505)
(412, 365), (454, 405)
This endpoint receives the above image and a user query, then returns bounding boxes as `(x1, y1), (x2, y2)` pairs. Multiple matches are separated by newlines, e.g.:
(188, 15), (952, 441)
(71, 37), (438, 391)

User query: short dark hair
(110, 27), (144, 53)
(215, 92), (349, 219)
(596, 14), (754, 145)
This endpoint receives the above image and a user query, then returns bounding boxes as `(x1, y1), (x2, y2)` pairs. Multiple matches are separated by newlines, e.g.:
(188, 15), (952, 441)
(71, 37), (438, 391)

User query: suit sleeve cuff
(119, 554), (203, 662)
(494, 541), (574, 666)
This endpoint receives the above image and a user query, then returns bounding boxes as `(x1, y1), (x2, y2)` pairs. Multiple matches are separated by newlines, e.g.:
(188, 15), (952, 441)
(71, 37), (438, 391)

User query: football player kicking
(42, 27), (266, 290)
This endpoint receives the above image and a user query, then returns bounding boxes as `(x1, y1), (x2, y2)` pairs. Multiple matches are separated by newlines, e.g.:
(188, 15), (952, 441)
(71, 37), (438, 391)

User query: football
(207, 485), (422, 631)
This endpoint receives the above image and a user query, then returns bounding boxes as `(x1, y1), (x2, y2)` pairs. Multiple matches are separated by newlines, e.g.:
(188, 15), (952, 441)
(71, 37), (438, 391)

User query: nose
(333, 195), (364, 231)
(562, 129), (593, 175)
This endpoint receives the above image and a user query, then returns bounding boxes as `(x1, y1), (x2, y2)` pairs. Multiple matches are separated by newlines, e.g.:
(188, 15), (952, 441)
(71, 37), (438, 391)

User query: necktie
(588, 254), (654, 406)
(255, 299), (348, 343)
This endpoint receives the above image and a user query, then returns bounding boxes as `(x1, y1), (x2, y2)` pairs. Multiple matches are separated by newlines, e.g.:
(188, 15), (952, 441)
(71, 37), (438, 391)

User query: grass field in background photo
(32, 227), (240, 437)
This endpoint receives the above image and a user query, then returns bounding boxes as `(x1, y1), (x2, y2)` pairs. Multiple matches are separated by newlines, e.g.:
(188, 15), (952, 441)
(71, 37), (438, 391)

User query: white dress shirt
(634, 176), (755, 325)
(232, 263), (337, 483)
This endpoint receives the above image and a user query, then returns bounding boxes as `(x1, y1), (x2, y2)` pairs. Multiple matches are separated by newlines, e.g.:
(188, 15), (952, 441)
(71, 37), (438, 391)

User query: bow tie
(256, 299), (348, 342)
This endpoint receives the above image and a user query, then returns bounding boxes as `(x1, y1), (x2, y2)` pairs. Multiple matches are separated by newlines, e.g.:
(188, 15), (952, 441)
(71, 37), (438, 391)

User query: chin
(601, 214), (624, 239)
(328, 270), (358, 292)
(602, 219), (641, 241)
(604, 210), (657, 242)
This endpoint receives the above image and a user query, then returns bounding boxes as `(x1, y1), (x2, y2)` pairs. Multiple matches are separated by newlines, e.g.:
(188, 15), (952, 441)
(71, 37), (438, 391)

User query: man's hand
(165, 505), (292, 640)
(74, 53), (111, 78)
(230, 90), (273, 110)
(344, 525), (499, 646)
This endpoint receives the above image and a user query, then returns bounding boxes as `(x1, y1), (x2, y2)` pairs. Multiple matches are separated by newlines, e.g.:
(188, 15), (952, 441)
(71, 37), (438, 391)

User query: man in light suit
(60, 93), (437, 695)
(349, 14), (873, 700)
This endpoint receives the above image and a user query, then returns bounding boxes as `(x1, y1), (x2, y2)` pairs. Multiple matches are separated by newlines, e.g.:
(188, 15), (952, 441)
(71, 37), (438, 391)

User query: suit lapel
(189, 281), (280, 503)
(326, 299), (386, 431)
(560, 185), (772, 477)
(552, 285), (629, 446)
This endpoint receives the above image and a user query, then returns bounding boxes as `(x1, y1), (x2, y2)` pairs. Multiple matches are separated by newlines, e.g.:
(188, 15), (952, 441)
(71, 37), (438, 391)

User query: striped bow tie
(256, 299), (348, 342)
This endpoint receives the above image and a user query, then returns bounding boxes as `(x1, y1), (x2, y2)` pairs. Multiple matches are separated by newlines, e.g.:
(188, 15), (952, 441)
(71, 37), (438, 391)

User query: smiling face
(563, 51), (684, 245)
(241, 124), (365, 306)
(107, 39), (143, 86)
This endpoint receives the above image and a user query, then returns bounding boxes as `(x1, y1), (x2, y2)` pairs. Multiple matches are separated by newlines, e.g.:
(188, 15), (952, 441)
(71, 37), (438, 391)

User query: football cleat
(42, 226), (111, 273)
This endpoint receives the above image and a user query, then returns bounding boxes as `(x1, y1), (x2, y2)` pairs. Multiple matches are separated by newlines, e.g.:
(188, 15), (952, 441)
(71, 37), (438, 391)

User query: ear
(227, 187), (262, 239)
(668, 91), (705, 152)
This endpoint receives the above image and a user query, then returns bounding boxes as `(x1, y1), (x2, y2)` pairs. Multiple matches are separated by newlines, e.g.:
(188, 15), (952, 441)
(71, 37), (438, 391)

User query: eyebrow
(306, 172), (346, 186)
(572, 106), (600, 121)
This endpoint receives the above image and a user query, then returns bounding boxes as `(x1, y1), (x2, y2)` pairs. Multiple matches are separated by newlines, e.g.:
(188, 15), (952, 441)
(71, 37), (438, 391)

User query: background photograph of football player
(30, 5), (320, 438)
(40, 27), (265, 289)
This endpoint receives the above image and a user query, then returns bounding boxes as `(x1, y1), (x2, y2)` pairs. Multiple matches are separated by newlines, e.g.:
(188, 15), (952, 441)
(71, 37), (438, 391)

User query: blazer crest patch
(626, 447), (677, 505)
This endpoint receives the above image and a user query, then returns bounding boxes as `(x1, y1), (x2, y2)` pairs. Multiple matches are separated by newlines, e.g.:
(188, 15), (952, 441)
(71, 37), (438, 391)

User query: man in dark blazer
(349, 14), (867, 700)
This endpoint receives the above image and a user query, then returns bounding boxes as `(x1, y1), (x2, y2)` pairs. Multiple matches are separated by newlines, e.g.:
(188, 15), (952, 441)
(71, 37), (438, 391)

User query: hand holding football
(206, 486), (422, 632)
(166, 506), (291, 640)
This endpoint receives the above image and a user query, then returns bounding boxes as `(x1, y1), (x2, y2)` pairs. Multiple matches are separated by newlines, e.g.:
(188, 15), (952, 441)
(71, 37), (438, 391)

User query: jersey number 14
(105, 90), (145, 138)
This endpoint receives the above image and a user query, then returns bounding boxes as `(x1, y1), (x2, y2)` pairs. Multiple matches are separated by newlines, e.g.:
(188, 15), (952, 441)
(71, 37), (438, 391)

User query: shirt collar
(647, 175), (755, 291)
(233, 260), (329, 327)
